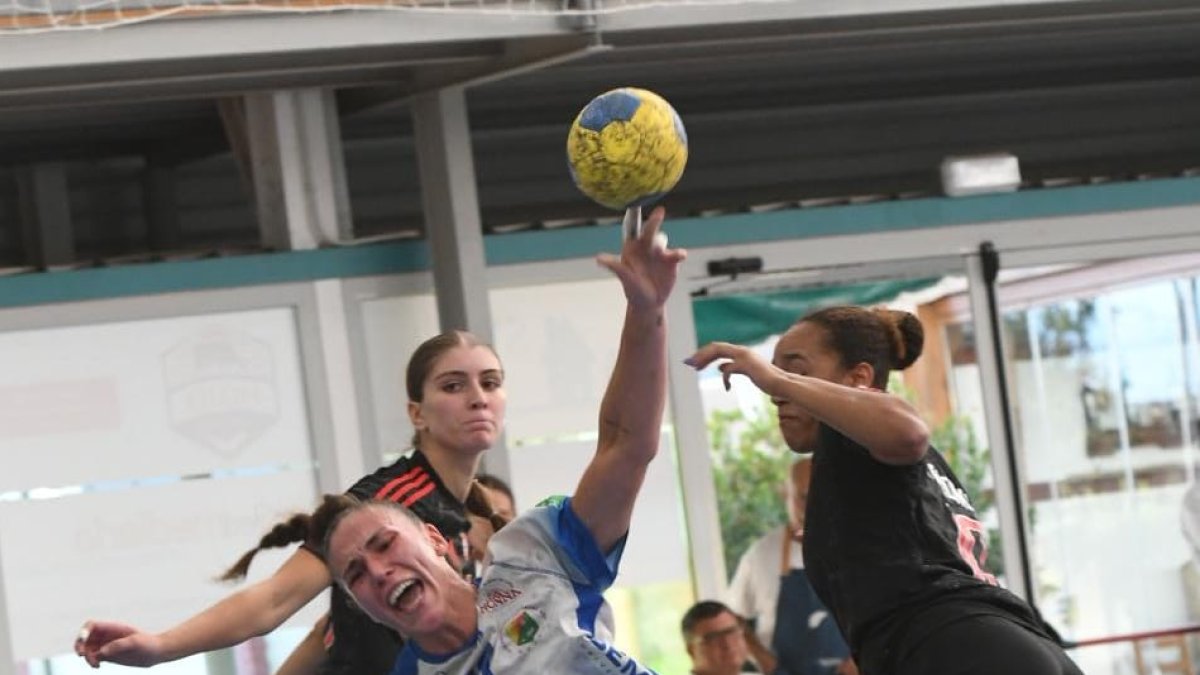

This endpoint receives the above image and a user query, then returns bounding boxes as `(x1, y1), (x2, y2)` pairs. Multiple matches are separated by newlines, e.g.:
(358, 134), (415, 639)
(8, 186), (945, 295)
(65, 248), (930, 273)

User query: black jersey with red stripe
(319, 450), (471, 675)
(802, 424), (1051, 674)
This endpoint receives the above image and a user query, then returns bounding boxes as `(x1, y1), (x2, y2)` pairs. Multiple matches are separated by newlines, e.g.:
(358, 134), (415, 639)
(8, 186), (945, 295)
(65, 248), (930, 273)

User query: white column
(243, 88), (352, 251)
(411, 86), (510, 481)
(666, 288), (728, 600)
(302, 280), (369, 495)
(965, 249), (1033, 601)
(0, 535), (14, 675)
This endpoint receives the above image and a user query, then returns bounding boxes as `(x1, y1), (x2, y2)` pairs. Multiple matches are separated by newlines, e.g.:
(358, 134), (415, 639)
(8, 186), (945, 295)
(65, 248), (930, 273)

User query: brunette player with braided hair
(75, 329), (509, 675)
(686, 306), (1082, 675)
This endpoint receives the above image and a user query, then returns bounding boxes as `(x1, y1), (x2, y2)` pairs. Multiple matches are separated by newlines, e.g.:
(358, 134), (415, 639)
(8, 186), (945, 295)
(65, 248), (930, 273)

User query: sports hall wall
(1, 177), (1200, 675)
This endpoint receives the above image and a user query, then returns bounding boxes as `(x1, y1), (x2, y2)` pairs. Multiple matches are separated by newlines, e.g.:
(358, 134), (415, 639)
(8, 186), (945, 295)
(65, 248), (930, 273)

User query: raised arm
(686, 342), (929, 465)
(762, 370), (927, 464)
(76, 548), (331, 668)
(571, 206), (686, 553)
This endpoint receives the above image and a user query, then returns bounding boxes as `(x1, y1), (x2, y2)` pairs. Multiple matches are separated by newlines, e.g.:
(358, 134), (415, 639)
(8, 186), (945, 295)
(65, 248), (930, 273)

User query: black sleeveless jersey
(802, 424), (1051, 673)
(318, 450), (471, 675)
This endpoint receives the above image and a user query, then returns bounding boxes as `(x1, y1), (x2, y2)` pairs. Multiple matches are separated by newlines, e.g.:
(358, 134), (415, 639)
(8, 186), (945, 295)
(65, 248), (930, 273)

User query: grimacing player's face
(771, 321), (849, 453)
(327, 507), (461, 638)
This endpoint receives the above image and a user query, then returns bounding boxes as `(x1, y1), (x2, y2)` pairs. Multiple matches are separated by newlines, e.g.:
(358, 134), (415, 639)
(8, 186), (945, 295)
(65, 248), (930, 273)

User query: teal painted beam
(0, 241), (429, 309)
(485, 176), (1200, 264)
(2, 177), (1198, 309)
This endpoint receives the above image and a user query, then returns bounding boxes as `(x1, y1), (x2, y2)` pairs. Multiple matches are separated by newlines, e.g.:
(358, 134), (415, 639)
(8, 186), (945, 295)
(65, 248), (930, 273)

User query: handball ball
(566, 87), (688, 211)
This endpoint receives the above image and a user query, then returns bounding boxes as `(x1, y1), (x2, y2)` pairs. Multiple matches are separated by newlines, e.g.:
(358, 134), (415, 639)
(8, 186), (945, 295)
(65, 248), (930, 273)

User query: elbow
(597, 419), (659, 465)
(872, 418), (930, 466)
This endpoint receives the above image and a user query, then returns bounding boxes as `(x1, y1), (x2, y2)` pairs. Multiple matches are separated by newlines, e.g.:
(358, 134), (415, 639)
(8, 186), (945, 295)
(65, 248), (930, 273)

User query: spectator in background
(476, 473), (516, 521)
(462, 473), (517, 577)
(682, 601), (770, 675)
(727, 458), (854, 675)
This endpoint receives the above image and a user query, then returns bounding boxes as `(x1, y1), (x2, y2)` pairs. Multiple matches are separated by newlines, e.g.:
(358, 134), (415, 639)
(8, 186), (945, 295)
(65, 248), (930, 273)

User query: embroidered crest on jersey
(503, 610), (542, 647)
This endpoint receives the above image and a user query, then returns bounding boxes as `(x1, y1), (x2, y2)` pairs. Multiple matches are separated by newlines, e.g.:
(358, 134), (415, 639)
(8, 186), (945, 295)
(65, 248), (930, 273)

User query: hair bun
(872, 308), (924, 370)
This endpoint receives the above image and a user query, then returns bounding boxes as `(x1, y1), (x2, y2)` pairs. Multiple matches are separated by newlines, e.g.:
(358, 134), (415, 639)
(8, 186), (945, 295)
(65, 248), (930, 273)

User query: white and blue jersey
(389, 496), (657, 675)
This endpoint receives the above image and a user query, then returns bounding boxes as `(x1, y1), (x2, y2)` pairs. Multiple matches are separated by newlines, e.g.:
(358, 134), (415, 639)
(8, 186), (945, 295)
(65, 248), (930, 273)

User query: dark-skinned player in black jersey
(687, 306), (1082, 675)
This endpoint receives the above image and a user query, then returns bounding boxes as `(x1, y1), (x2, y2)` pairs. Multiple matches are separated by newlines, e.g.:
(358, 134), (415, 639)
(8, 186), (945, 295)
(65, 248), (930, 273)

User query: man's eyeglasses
(692, 624), (742, 646)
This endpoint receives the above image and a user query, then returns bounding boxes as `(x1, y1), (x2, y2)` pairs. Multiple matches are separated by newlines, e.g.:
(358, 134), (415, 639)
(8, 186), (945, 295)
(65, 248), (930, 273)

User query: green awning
(692, 277), (940, 346)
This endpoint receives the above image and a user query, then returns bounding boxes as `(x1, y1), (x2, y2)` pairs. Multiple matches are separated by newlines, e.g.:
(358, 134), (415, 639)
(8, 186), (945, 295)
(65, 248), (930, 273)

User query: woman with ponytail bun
(686, 305), (1081, 675)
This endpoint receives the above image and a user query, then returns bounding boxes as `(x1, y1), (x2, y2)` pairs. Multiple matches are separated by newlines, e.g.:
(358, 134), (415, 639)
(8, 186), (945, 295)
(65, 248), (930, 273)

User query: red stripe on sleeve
(400, 481), (436, 507)
(375, 466), (425, 499)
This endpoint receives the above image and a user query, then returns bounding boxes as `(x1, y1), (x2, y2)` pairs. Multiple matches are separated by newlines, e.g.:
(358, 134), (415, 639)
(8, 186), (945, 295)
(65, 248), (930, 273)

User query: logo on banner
(162, 327), (279, 458)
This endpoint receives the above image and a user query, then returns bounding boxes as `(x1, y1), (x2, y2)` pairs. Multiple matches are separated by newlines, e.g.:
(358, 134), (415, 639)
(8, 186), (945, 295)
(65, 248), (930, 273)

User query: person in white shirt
(726, 458), (855, 675)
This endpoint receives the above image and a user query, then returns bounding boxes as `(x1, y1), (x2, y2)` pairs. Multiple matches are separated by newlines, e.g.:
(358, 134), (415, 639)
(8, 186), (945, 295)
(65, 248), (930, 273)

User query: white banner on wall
(0, 308), (313, 492)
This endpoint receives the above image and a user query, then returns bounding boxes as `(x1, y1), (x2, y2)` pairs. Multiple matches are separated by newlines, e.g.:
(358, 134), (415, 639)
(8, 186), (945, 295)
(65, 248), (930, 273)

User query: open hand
(596, 206), (687, 311)
(75, 620), (166, 668)
(684, 341), (785, 396)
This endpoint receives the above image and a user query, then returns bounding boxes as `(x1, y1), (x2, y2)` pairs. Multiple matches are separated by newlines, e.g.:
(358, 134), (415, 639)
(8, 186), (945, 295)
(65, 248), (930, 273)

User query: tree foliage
(707, 399), (794, 577)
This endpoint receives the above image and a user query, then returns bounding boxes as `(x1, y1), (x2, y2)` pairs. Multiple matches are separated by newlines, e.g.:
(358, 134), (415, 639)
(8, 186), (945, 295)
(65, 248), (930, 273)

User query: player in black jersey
(75, 330), (510, 675)
(686, 306), (1082, 675)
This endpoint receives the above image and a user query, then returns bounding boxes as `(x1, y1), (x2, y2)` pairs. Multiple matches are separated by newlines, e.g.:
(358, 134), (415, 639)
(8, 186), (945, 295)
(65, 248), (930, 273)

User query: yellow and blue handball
(566, 87), (688, 211)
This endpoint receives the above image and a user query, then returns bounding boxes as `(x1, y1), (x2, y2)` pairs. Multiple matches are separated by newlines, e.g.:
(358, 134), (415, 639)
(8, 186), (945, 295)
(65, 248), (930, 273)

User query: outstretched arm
(686, 342), (928, 465)
(571, 206), (686, 553)
(76, 548), (331, 668)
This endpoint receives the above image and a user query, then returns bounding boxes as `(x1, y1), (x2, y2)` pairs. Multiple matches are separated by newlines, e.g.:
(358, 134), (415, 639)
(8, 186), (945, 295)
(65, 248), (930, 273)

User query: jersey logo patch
(504, 610), (541, 647)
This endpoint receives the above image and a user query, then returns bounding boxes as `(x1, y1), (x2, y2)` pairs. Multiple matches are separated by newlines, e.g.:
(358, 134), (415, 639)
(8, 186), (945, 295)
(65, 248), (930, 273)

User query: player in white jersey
(320, 206), (683, 675)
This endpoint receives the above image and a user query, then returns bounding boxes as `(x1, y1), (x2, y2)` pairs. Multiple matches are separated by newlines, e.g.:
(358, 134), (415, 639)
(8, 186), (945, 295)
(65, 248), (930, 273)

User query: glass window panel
(358, 293), (439, 461)
(0, 472), (322, 660)
(491, 278), (626, 443)
(506, 434), (689, 588)
(987, 255), (1199, 675)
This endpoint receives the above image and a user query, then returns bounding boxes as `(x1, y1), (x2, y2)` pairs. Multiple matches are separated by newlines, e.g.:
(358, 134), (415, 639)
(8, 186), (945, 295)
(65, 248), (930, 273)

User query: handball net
(0, 0), (791, 34)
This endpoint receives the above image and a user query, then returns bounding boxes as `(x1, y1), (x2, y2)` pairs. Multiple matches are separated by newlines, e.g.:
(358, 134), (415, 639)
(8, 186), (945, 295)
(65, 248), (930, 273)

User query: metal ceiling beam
(0, 52), (495, 111)
(340, 34), (608, 117)
(594, 0), (1200, 33)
